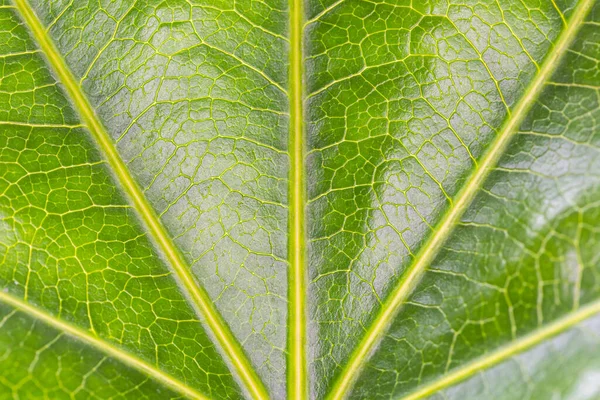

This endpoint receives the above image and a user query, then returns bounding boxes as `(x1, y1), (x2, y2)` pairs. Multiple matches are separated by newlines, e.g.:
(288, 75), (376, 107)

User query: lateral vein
(11, 1), (268, 398)
(0, 290), (208, 400)
(402, 300), (600, 400)
(288, 0), (307, 397)
(325, 0), (596, 398)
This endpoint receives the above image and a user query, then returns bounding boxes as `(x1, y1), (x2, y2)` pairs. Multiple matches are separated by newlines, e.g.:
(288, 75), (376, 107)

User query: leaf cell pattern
(0, 0), (599, 399)
(0, 2), (242, 398)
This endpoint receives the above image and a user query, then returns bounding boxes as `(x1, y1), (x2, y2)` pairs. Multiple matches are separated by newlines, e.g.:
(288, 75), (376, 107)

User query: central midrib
(288, 0), (308, 397)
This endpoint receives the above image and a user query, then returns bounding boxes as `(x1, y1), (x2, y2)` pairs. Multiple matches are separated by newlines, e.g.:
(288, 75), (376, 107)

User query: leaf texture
(0, 0), (599, 399)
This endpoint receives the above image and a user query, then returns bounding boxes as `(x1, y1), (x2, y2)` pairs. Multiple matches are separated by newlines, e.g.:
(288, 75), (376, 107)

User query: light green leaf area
(0, 0), (598, 399)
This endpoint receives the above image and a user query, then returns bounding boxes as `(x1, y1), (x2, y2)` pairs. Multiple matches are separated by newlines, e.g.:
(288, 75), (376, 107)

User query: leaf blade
(402, 299), (600, 400)
(347, 1), (600, 397)
(1, 0), (600, 398)
(0, 290), (209, 400)
(324, 0), (596, 397)
(11, 1), (270, 398)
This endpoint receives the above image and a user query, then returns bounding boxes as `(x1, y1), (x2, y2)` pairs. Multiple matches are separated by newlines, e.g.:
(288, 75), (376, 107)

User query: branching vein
(325, 0), (597, 398)
(12, 0), (269, 398)
(0, 290), (209, 400)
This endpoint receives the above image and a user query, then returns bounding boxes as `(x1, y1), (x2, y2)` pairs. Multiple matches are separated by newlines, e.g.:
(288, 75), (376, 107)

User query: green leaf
(0, 0), (599, 399)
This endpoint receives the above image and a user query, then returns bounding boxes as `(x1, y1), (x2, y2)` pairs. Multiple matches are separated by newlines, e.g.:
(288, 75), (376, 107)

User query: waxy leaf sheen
(0, 0), (599, 399)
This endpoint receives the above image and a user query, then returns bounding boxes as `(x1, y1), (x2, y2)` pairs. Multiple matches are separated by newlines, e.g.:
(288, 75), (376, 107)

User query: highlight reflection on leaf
(0, 0), (599, 399)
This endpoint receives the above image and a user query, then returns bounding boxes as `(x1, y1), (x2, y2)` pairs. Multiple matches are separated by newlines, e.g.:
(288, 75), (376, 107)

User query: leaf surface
(0, 0), (599, 399)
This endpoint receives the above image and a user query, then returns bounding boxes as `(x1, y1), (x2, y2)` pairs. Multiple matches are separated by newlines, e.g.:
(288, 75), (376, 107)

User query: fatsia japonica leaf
(0, 0), (599, 398)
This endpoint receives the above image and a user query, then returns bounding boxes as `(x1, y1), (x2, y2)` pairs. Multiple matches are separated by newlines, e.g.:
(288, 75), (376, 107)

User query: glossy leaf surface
(0, 0), (599, 399)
